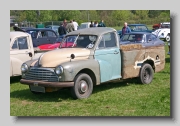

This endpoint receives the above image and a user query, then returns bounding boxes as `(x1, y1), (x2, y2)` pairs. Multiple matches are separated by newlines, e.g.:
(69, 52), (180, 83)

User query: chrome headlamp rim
(55, 65), (64, 75)
(21, 63), (29, 73)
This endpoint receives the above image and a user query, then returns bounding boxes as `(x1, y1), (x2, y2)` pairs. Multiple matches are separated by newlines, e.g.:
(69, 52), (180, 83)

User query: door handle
(25, 51), (32, 57)
(114, 51), (119, 54)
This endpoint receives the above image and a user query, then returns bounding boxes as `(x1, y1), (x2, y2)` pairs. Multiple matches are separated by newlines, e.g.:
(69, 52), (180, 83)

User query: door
(10, 37), (32, 76)
(47, 30), (58, 44)
(94, 32), (121, 83)
(36, 31), (49, 46)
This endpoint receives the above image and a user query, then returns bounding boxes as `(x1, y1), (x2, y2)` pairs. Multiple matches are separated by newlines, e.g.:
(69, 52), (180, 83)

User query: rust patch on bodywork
(120, 44), (165, 79)
(120, 44), (143, 51)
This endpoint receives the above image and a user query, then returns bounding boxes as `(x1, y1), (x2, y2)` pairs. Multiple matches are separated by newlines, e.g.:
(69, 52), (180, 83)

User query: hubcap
(166, 36), (170, 41)
(80, 80), (88, 93)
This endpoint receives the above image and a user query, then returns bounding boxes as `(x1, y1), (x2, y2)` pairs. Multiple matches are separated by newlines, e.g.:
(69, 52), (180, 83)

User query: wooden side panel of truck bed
(120, 44), (165, 79)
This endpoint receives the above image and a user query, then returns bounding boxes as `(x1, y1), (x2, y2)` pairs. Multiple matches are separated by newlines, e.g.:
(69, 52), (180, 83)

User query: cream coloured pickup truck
(20, 27), (165, 99)
(10, 31), (47, 77)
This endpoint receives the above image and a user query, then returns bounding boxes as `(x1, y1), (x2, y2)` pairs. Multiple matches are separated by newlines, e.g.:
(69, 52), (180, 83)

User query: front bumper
(20, 79), (74, 87)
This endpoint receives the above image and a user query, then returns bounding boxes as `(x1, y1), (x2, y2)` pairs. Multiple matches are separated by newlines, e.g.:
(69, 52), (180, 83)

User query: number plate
(30, 85), (45, 93)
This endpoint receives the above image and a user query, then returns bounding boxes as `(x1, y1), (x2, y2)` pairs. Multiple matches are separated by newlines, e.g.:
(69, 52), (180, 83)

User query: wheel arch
(75, 68), (96, 86)
(142, 59), (155, 72)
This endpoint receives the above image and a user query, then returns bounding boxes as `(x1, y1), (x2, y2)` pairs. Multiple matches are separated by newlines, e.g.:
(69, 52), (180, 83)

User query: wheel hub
(80, 81), (88, 93)
(166, 36), (170, 41)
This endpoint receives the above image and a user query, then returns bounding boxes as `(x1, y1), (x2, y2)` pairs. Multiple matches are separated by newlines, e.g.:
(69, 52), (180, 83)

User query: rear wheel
(70, 73), (93, 99)
(165, 34), (170, 42)
(139, 63), (154, 84)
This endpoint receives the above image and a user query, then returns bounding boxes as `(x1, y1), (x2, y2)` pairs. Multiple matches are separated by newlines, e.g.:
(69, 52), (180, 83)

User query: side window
(47, 31), (56, 37)
(12, 37), (28, 50)
(129, 35), (136, 41)
(37, 32), (42, 38)
(41, 31), (48, 38)
(18, 37), (28, 49)
(12, 40), (18, 49)
(140, 26), (148, 30)
(98, 37), (105, 49)
(104, 32), (117, 48)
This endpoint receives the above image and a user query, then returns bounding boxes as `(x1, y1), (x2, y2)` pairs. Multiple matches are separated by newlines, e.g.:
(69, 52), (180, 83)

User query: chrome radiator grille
(25, 67), (59, 82)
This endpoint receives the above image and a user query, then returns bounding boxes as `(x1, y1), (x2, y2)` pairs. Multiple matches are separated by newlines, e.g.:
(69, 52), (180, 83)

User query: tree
(135, 10), (149, 19)
(111, 10), (131, 20)
(148, 10), (162, 18)
(58, 10), (81, 21)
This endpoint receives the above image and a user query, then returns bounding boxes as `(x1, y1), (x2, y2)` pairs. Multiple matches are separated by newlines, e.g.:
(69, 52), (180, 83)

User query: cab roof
(67, 27), (117, 36)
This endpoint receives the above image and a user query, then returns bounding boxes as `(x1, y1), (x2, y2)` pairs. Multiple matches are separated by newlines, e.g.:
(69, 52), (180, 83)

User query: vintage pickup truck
(10, 31), (47, 77)
(20, 27), (165, 99)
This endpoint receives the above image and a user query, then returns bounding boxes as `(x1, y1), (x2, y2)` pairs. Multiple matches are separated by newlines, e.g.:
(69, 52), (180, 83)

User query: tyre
(70, 73), (93, 99)
(139, 63), (154, 84)
(165, 34), (170, 42)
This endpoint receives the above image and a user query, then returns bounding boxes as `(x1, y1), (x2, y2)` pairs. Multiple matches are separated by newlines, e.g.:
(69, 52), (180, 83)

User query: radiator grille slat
(25, 67), (59, 82)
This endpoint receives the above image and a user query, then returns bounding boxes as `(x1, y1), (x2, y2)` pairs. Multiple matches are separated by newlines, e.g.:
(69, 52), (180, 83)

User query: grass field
(10, 43), (170, 116)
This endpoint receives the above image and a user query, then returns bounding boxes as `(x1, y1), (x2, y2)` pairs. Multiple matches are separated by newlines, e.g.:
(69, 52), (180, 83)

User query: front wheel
(70, 73), (93, 99)
(139, 64), (154, 84)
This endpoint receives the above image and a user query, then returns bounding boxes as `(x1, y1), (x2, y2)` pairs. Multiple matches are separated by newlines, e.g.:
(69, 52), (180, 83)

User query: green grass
(10, 43), (170, 116)
(10, 27), (13, 31)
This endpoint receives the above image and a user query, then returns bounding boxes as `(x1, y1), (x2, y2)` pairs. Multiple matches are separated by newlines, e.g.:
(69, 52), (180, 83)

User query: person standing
(66, 20), (75, 33)
(73, 19), (79, 30)
(98, 20), (106, 27)
(89, 21), (94, 28)
(58, 22), (67, 38)
(94, 21), (98, 27)
(62, 19), (67, 28)
(121, 22), (131, 36)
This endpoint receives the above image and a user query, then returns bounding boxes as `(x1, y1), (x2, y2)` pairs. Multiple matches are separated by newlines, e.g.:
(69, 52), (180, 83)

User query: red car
(38, 36), (76, 50)
(152, 22), (170, 30)
(38, 37), (62, 50)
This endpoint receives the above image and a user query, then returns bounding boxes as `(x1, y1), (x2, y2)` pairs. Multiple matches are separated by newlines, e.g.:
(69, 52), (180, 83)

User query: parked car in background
(120, 32), (165, 47)
(13, 26), (34, 32)
(10, 31), (48, 77)
(152, 22), (170, 30)
(14, 26), (59, 47)
(160, 22), (170, 28)
(38, 36), (76, 50)
(117, 24), (154, 37)
(167, 41), (170, 55)
(152, 28), (170, 41)
(77, 22), (91, 30)
(45, 25), (60, 36)
(37, 37), (62, 51)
